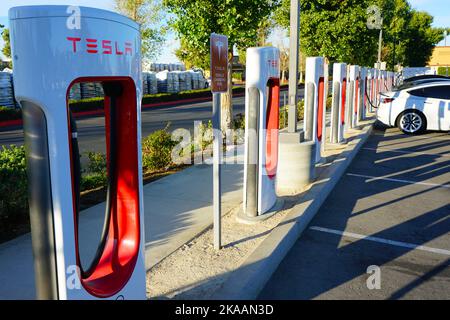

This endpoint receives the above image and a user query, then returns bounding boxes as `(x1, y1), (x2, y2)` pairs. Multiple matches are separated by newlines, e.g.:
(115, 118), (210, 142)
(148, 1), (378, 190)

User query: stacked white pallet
(172, 72), (180, 93)
(148, 72), (158, 94)
(150, 63), (186, 72)
(143, 72), (158, 95)
(156, 70), (178, 93)
(0, 71), (16, 108)
(80, 82), (104, 99)
(176, 71), (192, 92)
(69, 83), (82, 100)
(142, 72), (150, 95)
(184, 71), (192, 91)
(189, 70), (203, 90)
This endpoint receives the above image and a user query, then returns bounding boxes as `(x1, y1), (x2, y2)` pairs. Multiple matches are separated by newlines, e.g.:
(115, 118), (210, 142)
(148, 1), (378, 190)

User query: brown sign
(210, 33), (229, 93)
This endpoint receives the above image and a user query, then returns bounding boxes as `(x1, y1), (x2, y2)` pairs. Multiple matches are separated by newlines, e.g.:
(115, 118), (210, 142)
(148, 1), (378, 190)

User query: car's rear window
(409, 86), (450, 100)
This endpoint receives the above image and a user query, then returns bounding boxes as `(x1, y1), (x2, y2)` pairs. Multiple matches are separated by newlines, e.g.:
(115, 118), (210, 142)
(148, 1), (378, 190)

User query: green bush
(0, 145), (28, 219)
(80, 151), (107, 191)
(84, 151), (107, 176)
(326, 96), (333, 110)
(297, 100), (305, 121)
(232, 73), (243, 81)
(278, 100), (305, 129)
(195, 120), (213, 151)
(69, 97), (104, 113)
(141, 87), (245, 105)
(142, 124), (177, 171)
(81, 173), (107, 191)
(0, 106), (22, 122)
(437, 67), (449, 76)
(233, 113), (245, 130)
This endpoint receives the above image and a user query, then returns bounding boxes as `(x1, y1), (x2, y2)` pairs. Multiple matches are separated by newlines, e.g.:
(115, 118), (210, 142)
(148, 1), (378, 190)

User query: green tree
(275, 0), (380, 66)
(165, 0), (279, 131)
(274, 0), (444, 68)
(403, 11), (444, 67)
(115, 0), (167, 60)
(1, 26), (11, 60)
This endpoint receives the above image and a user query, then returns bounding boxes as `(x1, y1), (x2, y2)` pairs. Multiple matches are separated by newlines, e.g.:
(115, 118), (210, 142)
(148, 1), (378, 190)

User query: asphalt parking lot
(259, 124), (450, 299)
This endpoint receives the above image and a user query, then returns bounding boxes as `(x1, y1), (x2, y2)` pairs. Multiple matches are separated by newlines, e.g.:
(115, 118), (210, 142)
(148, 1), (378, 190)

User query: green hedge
(69, 97), (104, 113)
(0, 106), (22, 122)
(142, 125), (177, 171)
(437, 67), (449, 76)
(0, 87), (246, 122)
(0, 145), (28, 221)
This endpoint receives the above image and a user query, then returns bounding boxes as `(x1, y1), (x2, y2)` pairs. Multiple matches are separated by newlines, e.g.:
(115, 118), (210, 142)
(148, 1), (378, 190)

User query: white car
(377, 81), (450, 134)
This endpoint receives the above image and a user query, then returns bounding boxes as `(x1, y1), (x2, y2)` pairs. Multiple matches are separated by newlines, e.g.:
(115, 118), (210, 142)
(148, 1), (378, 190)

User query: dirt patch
(146, 200), (296, 299)
(145, 121), (374, 299)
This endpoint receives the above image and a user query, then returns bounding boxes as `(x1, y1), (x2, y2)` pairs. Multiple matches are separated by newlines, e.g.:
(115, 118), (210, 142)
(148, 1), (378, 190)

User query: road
(259, 126), (450, 300)
(0, 89), (304, 156)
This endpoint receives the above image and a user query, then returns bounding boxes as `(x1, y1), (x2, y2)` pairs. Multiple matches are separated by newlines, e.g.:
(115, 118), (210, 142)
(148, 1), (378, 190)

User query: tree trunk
(220, 54), (233, 133)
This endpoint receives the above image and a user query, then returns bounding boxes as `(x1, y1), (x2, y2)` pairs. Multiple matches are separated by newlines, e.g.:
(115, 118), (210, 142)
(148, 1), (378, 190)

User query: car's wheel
(397, 110), (426, 135)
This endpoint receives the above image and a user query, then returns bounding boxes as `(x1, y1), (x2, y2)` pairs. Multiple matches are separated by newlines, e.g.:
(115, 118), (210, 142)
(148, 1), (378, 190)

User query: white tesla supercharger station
(380, 70), (386, 93)
(304, 57), (326, 163)
(388, 71), (394, 90)
(359, 67), (367, 122)
(330, 63), (347, 144)
(368, 68), (376, 113)
(243, 47), (280, 218)
(348, 65), (360, 129)
(376, 69), (381, 103)
(9, 6), (146, 300)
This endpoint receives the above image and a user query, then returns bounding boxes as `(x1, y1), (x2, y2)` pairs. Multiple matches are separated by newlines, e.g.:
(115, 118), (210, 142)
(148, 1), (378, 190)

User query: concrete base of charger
(276, 132), (316, 196)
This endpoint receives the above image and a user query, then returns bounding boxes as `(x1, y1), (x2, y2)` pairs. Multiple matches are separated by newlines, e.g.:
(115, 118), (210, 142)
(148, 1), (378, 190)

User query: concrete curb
(212, 123), (374, 300)
(0, 87), (298, 131)
(0, 96), (228, 130)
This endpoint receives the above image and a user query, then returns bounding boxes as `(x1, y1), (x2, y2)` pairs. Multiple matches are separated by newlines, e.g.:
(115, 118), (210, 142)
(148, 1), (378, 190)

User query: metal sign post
(288, 0), (300, 133)
(210, 33), (228, 250)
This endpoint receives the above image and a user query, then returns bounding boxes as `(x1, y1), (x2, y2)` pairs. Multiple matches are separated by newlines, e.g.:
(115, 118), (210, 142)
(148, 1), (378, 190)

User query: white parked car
(377, 81), (450, 134)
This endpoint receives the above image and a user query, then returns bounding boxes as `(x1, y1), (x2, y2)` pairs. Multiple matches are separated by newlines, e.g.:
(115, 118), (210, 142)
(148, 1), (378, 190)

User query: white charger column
(304, 57), (326, 163)
(330, 63), (347, 144)
(242, 47), (281, 221)
(348, 65), (360, 129)
(9, 5), (146, 300)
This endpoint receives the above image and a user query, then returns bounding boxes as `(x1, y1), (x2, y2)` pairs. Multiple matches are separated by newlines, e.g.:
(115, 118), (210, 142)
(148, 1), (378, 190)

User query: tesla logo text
(267, 60), (278, 68)
(67, 37), (133, 55)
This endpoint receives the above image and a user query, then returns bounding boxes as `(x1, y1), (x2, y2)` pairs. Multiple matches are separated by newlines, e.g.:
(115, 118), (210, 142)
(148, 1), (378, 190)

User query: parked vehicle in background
(403, 74), (450, 83)
(377, 81), (450, 134)
(394, 75), (450, 91)
(191, 68), (210, 89)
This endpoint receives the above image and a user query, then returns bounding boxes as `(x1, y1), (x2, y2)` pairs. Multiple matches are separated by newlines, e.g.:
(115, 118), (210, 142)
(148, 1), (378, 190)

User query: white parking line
(346, 173), (450, 189)
(363, 147), (450, 158)
(309, 226), (450, 256)
(372, 132), (450, 142)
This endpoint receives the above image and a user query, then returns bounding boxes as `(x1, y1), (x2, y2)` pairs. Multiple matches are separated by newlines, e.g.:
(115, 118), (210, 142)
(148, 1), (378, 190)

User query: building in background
(427, 46), (450, 75)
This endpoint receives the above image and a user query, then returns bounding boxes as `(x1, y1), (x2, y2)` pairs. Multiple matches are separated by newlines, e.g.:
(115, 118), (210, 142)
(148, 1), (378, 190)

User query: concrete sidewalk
(259, 127), (450, 299)
(0, 114), (325, 300)
(0, 150), (244, 299)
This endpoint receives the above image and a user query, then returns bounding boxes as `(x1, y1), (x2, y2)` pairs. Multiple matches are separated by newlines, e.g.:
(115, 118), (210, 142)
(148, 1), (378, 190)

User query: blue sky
(1, 0), (449, 61)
